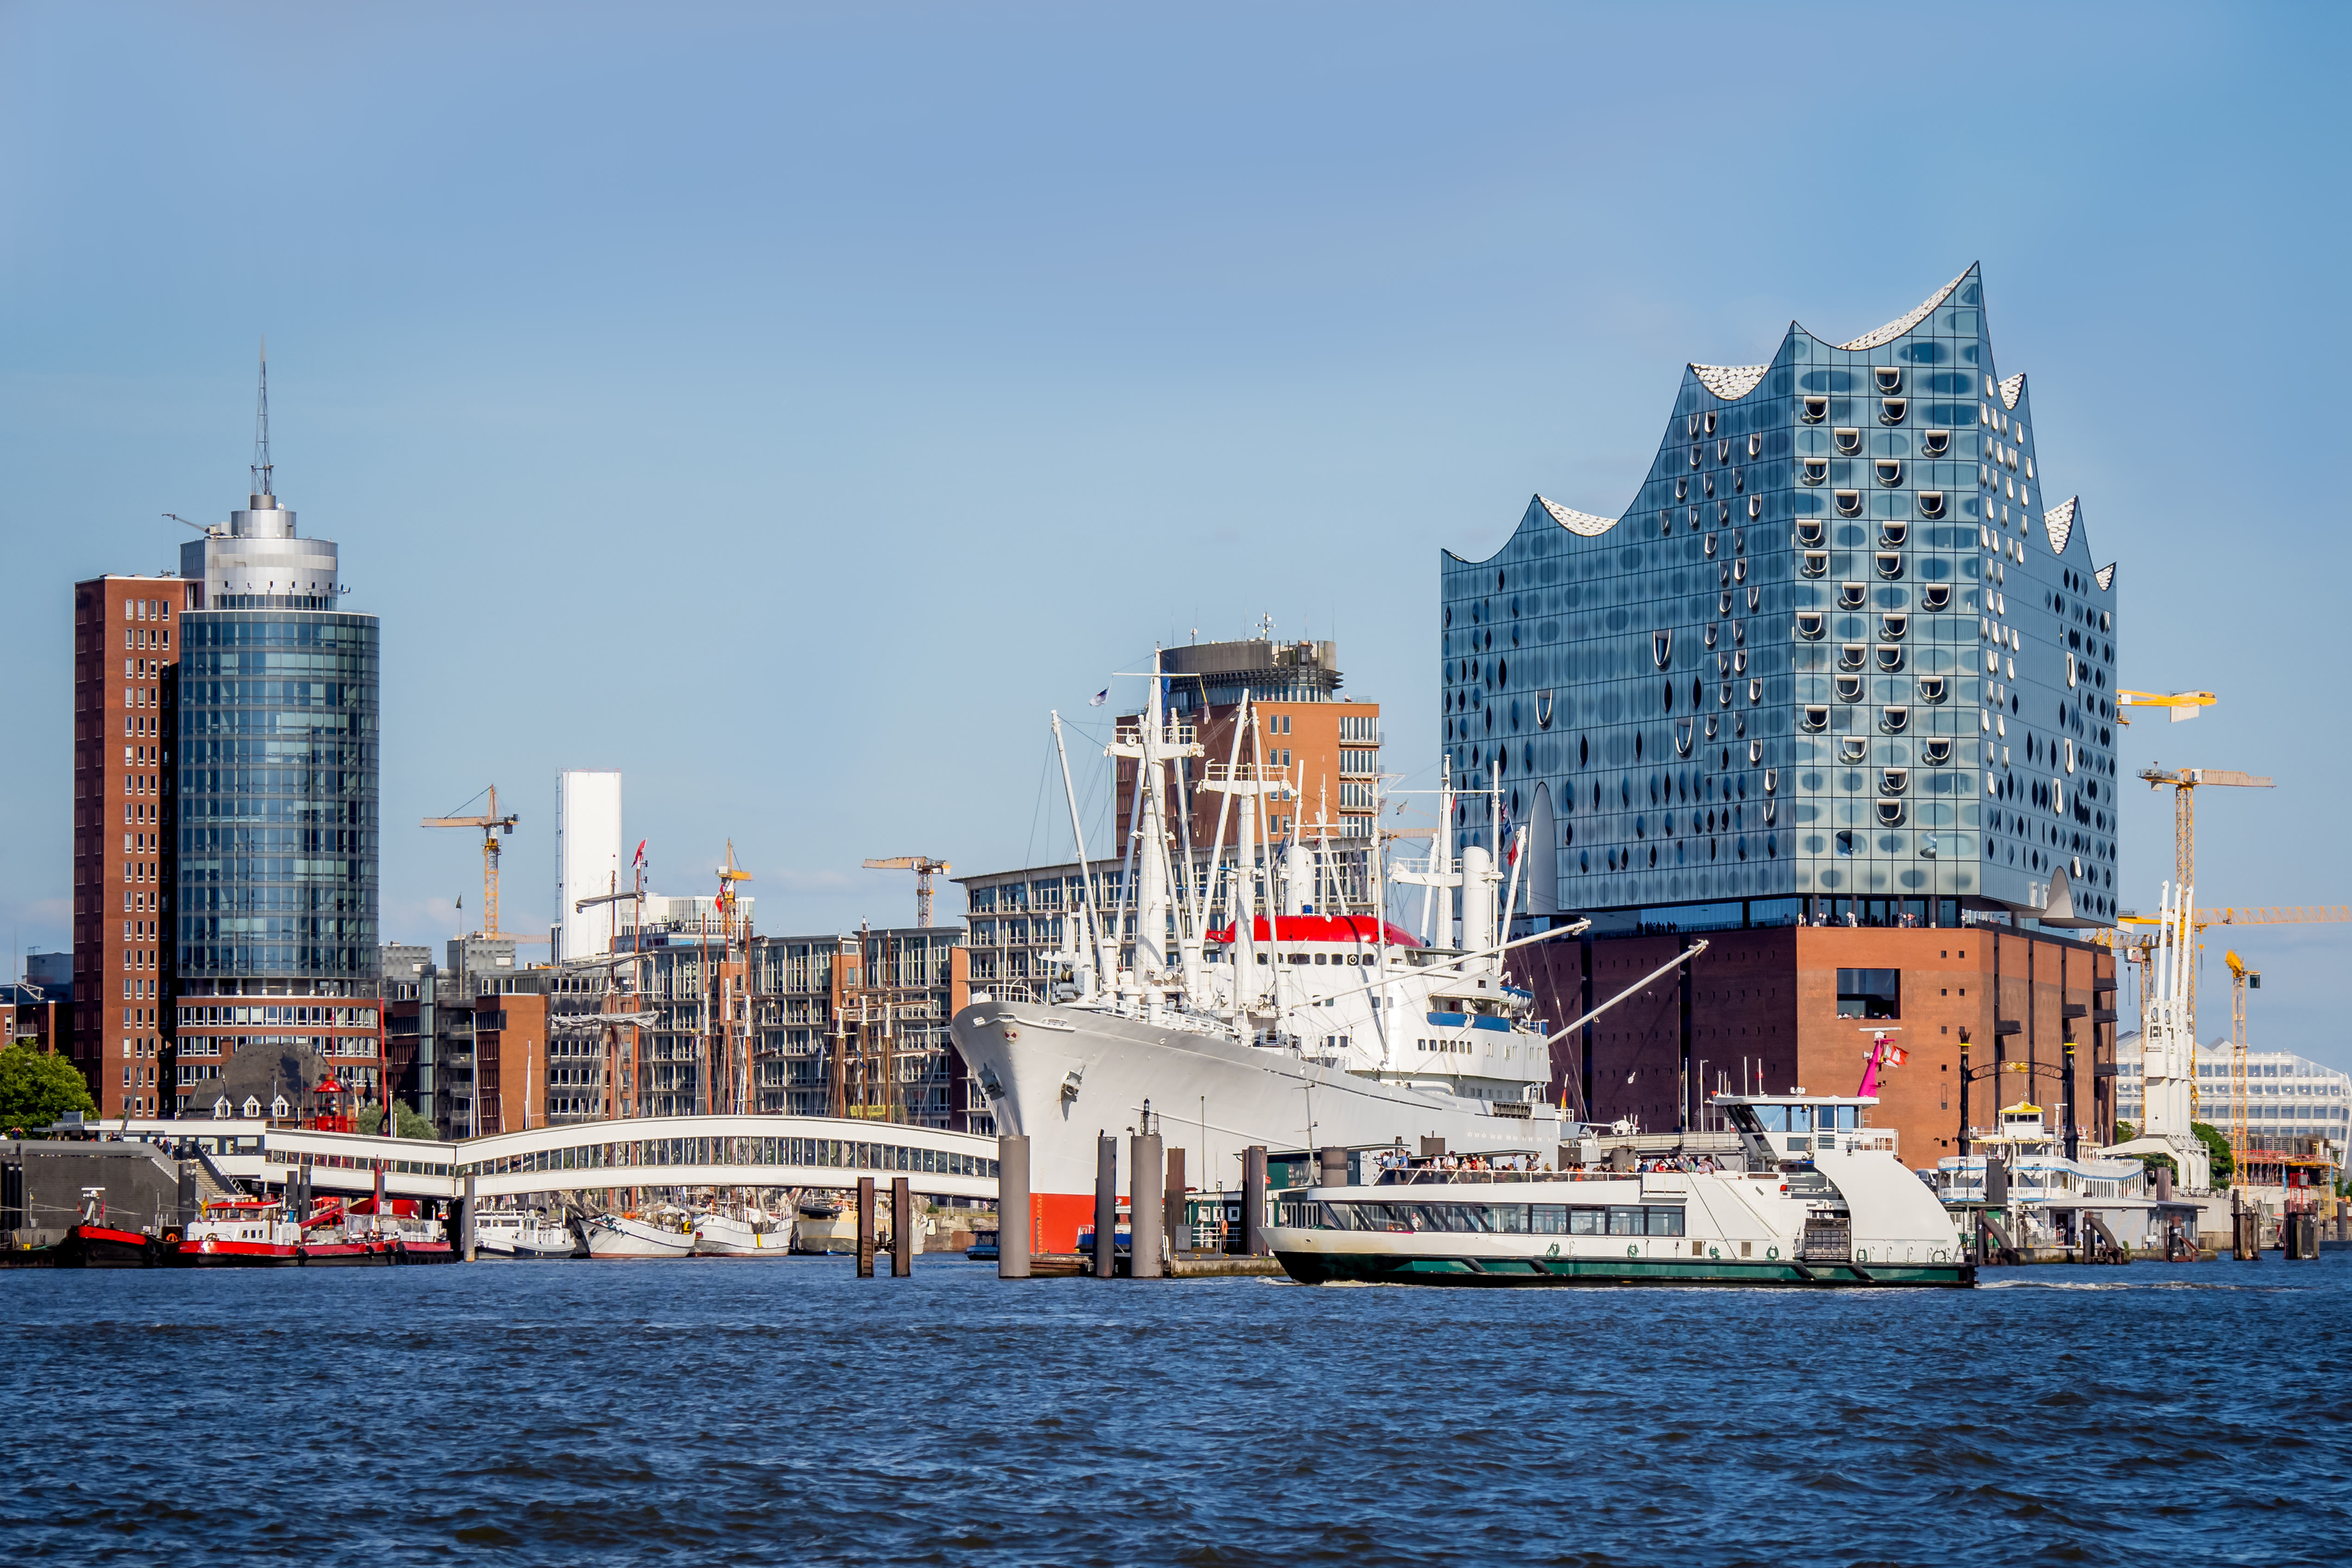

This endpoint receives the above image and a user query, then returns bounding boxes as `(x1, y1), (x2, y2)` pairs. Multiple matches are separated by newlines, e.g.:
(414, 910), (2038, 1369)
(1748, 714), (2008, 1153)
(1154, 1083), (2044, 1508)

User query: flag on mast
(1088, 687), (1109, 707)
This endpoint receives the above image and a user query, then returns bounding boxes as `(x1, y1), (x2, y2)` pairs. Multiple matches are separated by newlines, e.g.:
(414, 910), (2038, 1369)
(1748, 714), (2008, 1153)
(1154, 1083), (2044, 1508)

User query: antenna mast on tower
(251, 339), (275, 503)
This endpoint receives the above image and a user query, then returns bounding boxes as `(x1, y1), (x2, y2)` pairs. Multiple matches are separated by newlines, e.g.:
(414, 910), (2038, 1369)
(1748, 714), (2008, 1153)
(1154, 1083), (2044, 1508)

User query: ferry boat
(476, 1210), (581, 1259)
(692, 1206), (793, 1256)
(1266, 1092), (1973, 1288)
(952, 672), (1629, 1253)
(586, 1208), (697, 1259)
(175, 1196), (305, 1266)
(1935, 1101), (2161, 1256)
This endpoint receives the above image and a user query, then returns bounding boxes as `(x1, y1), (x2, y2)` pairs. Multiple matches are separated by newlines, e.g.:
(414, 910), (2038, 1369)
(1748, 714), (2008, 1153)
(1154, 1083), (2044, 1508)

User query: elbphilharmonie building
(1442, 265), (2117, 931)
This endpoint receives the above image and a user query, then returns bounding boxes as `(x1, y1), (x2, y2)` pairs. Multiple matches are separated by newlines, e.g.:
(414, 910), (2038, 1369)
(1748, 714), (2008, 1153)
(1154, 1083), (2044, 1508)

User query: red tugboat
(296, 1196), (393, 1266)
(175, 1196), (304, 1267)
(60, 1191), (167, 1268)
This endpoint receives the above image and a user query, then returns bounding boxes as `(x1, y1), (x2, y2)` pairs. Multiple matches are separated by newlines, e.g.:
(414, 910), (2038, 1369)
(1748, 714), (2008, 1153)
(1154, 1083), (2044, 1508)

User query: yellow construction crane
(862, 856), (952, 928)
(422, 784), (539, 941)
(2115, 689), (2216, 725)
(2225, 949), (2258, 1178)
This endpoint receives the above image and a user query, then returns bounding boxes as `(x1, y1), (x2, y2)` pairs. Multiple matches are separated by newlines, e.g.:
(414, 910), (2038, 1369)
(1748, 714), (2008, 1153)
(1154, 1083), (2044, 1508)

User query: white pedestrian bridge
(82, 1115), (1001, 1205)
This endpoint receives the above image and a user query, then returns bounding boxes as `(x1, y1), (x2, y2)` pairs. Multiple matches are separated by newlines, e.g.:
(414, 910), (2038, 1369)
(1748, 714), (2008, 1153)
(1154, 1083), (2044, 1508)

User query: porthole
(1879, 706), (1909, 734)
(1918, 490), (1946, 519)
(1880, 397), (1907, 425)
(1802, 395), (1828, 423)
(1875, 459), (1902, 487)
(1921, 429), (1950, 457)
(1837, 581), (1866, 609)
(1879, 520), (1907, 548)
(1874, 366), (1902, 395)
(1834, 428), (1863, 456)
(1875, 552), (1904, 579)
(1836, 490), (1863, 516)
(1795, 611), (1825, 639)
(1801, 706), (1830, 732)
(1802, 458), (1829, 486)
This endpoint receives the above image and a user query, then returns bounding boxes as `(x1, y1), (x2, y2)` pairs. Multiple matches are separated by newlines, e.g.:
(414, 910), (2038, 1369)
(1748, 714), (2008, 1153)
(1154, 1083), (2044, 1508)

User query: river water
(5, 1254), (2346, 1565)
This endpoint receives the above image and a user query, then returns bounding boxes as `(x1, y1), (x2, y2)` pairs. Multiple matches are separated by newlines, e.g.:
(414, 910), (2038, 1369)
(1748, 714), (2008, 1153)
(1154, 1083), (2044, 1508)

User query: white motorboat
(692, 1207), (793, 1256)
(1269, 1091), (1973, 1287)
(951, 667), (1642, 1253)
(585, 1209), (697, 1259)
(476, 1210), (580, 1259)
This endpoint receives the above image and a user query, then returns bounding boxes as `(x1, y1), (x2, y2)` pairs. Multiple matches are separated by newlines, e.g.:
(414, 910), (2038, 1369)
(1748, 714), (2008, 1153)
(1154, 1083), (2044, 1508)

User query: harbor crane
(422, 784), (541, 941)
(2115, 689), (2216, 725)
(863, 856), (952, 928)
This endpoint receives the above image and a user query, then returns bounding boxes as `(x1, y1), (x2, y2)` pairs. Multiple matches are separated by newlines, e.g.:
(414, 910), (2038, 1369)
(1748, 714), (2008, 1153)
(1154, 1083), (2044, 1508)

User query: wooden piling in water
(856, 1176), (876, 1278)
(1094, 1134), (1117, 1280)
(997, 1134), (1031, 1279)
(1242, 1145), (1268, 1256)
(891, 1177), (913, 1277)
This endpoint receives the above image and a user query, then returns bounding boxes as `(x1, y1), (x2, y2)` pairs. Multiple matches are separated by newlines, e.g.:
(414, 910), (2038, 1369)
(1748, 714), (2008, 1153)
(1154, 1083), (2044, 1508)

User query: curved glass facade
(1441, 265), (2119, 926)
(175, 610), (380, 985)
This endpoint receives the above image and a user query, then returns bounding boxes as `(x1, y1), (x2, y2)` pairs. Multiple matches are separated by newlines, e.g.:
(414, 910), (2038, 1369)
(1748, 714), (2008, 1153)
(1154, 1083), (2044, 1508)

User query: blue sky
(4, 4), (2348, 1068)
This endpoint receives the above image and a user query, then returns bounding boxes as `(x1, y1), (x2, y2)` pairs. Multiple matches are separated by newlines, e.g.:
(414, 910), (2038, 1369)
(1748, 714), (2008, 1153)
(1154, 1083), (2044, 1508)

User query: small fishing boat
(175, 1196), (304, 1267)
(692, 1206), (792, 1257)
(476, 1210), (581, 1259)
(585, 1208), (697, 1259)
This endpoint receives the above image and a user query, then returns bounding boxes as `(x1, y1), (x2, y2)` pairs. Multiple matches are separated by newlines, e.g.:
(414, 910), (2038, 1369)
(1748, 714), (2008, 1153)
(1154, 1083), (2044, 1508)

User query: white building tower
(555, 770), (623, 961)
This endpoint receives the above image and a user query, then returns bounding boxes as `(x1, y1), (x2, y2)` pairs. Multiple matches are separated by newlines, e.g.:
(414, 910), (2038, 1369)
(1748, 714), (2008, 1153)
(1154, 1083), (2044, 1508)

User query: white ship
(585, 1208), (697, 1259)
(692, 1205), (794, 1256)
(1269, 1091), (1972, 1287)
(476, 1210), (580, 1259)
(952, 663), (1696, 1253)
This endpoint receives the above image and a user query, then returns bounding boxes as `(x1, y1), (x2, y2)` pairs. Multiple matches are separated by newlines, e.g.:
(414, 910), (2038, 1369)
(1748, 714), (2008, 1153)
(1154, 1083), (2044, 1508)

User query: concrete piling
(1094, 1134), (1117, 1280)
(891, 1177), (913, 1277)
(1130, 1131), (1164, 1279)
(1242, 1145), (1268, 1256)
(856, 1176), (876, 1278)
(997, 1134), (1031, 1279)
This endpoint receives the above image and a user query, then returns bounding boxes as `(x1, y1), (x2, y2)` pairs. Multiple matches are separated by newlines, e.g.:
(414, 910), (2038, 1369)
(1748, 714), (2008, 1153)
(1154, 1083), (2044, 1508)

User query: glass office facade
(175, 610), (381, 987)
(1441, 265), (2119, 925)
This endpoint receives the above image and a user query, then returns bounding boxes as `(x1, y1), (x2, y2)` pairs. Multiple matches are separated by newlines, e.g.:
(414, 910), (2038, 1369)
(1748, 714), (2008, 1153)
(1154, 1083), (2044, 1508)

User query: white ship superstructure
(952, 656), (1693, 1252)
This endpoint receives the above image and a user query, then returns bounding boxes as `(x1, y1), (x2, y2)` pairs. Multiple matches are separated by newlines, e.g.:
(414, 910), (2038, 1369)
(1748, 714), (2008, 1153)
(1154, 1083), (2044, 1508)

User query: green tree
(357, 1102), (435, 1140)
(0, 1042), (98, 1132)
(2192, 1121), (2235, 1187)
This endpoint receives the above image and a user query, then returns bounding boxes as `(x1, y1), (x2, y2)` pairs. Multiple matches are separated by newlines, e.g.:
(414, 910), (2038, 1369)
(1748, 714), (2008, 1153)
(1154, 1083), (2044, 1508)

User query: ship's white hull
(951, 998), (1572, 1252)
(586, 1214), (697, 1259)
(693, 1212), (794, 1256)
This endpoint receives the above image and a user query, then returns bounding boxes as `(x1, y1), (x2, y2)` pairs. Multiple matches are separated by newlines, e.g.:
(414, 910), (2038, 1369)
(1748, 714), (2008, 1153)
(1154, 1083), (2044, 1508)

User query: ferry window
(1645, 1207), (1685, 1237)
(1835, 969), (1900, 1019)
(1532, 1204), (1568, 1234)
(1608, 1207), (1645, 1236)
(1488, 1205), (1529, 1234)
(1753, 1106), (1790, 1132)
(1569, 1209), (1603, 1235)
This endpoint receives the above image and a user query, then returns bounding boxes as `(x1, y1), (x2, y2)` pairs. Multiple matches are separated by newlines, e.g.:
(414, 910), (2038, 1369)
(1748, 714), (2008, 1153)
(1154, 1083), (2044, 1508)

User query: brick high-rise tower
(70, 573), (195, 1116)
